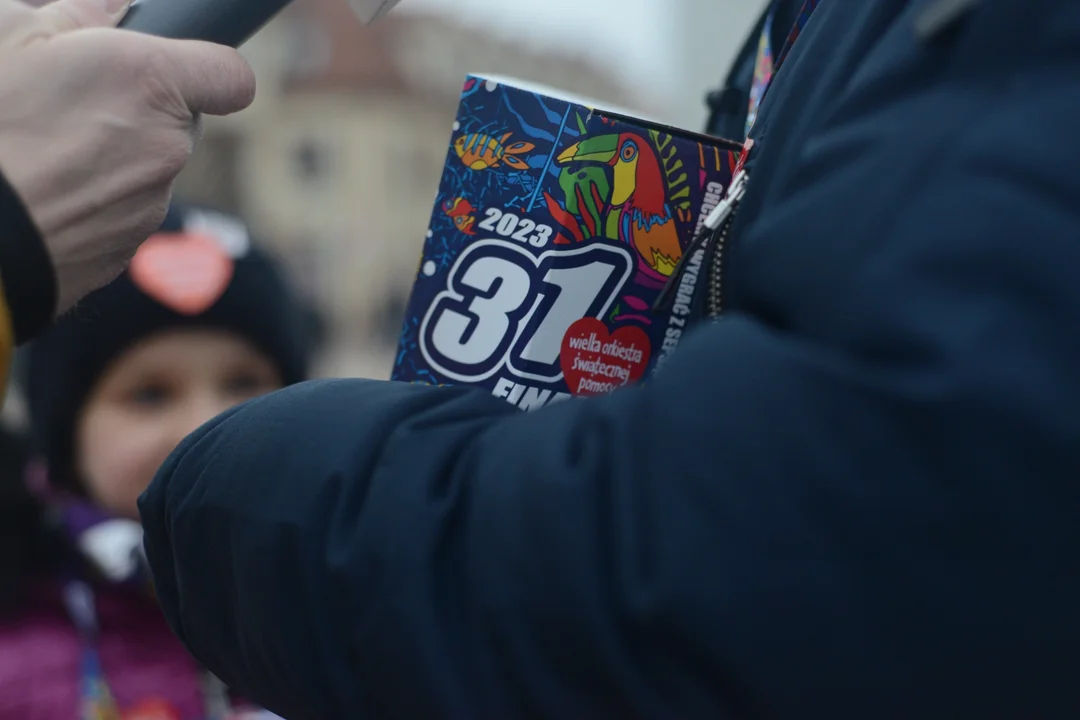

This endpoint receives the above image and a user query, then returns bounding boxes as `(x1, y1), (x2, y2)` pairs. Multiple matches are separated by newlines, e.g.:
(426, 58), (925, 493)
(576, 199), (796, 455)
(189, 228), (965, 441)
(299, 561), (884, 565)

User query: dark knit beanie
(25, 203), (312, 490)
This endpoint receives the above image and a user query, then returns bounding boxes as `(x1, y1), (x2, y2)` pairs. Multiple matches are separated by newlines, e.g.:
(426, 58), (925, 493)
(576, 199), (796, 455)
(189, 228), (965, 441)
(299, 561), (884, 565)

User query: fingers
(33, 0), (132, 32)
(0, 0), (35, 38)
(5, 0), (254, 119)
(148, 37), (256, 116)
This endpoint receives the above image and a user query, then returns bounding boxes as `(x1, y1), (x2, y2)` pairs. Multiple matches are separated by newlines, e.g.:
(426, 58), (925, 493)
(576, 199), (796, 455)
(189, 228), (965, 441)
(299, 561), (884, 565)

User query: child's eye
(126, 384), (171, 408)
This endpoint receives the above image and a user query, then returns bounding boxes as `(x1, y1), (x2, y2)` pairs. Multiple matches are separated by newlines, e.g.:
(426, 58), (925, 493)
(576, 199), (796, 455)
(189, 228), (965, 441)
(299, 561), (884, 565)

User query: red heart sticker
(560, 317), (651, 396)
(128, 232), (234, 315)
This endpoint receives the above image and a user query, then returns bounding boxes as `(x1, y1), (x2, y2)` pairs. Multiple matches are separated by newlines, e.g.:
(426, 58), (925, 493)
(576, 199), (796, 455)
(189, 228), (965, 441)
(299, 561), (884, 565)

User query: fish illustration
(442, 196), (477, 234)
(454, 132), (535, 171)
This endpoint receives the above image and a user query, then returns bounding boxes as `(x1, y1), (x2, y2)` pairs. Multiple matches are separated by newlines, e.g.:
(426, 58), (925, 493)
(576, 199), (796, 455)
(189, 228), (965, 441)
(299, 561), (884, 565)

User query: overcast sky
(400, 0), (678, 89)
(397, 0), (765, 128)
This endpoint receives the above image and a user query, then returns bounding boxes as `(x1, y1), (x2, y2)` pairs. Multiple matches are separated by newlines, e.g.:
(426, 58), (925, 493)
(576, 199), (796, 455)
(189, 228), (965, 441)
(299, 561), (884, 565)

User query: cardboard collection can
(392, 74), (743, 411)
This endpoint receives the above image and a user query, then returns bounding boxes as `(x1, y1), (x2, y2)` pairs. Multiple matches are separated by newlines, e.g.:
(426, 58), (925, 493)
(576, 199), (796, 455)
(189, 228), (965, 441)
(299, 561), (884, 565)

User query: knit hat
(25, 203), (313, 490)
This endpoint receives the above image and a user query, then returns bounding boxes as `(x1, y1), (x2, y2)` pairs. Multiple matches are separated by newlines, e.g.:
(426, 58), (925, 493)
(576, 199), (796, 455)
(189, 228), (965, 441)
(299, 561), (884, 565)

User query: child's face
(75, 328), (283, 520)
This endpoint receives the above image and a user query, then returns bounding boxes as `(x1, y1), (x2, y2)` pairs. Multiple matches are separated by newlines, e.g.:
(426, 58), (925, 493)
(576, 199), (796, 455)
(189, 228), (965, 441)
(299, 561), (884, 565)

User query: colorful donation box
(392, 75), (743, 410)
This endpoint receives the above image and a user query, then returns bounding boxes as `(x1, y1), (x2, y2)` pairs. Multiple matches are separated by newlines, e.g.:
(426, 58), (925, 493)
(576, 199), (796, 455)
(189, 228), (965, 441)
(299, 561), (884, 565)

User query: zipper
(705, 139), (755, 318)
(653, 168), (748, 313)
(706, 195), (743, 319)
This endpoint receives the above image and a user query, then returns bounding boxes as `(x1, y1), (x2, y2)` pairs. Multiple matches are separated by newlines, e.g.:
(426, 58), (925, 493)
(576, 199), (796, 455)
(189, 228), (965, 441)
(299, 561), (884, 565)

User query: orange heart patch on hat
(128, 232), (234, 315)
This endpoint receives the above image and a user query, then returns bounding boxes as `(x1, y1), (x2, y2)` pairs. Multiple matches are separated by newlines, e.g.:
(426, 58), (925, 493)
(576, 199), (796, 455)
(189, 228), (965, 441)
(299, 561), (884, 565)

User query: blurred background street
(172, 0), (768, 379)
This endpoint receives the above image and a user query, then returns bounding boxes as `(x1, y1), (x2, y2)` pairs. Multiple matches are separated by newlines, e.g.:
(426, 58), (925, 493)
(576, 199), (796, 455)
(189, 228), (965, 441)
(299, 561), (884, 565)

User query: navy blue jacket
(140, 0), (1080, 717)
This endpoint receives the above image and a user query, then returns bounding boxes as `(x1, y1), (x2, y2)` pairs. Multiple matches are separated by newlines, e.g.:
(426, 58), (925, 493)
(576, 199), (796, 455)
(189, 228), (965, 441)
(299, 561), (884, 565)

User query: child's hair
(23, 202), (315, 492)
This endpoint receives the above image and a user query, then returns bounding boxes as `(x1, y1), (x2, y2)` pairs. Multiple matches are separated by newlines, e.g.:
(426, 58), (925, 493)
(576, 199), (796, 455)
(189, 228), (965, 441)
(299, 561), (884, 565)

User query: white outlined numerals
(420, 239), (633, 383)
(476, 208), (554, 248)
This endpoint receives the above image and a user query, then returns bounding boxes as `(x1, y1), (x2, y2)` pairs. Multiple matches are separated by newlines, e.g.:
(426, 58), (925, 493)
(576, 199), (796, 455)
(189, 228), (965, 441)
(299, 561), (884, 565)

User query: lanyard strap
(64, 580), (234, 720)
(775, 0), (821, 72)
(746, 0), (822, 136)
(65, 580), (123, 720)
(745, 5), (776, 137)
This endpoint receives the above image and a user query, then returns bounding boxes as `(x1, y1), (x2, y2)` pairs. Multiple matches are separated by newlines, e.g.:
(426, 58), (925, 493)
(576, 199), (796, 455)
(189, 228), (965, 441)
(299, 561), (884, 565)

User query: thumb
(34, 0), (132, 33)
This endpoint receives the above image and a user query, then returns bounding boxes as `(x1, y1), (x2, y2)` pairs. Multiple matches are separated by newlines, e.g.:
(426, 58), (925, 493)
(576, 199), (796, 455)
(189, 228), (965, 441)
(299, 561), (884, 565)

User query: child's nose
(175, 395), (236, 444)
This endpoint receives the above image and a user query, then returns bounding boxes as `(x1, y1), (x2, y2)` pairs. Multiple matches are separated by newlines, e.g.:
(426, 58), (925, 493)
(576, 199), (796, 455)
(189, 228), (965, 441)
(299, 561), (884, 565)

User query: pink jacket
(0, 581), (214, 719)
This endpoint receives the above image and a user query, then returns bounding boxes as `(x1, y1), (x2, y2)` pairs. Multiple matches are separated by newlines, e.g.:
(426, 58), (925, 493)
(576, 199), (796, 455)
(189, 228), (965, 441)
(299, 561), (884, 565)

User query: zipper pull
(653, 169), (748, 313)
(703, 169), (748, 230)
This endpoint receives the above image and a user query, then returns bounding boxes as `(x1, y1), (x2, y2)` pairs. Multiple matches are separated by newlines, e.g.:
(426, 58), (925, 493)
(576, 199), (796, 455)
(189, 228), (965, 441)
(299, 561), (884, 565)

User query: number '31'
(420, 239), (633, 383)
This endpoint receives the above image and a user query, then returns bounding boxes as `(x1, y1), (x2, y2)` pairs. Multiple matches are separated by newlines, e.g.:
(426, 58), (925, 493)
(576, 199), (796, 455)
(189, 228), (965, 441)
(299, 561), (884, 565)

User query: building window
(293, 139), (331, 184)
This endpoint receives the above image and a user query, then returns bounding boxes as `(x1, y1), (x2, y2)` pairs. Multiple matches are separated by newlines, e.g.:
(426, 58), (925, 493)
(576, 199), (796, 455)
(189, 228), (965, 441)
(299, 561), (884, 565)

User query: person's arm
(142, 174), (1080, 720)
(140, 24), (1080, 720)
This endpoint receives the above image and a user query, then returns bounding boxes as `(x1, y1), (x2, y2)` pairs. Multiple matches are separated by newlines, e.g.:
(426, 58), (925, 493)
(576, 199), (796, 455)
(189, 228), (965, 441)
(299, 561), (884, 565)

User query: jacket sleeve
(139, 51), (1080, 720)
(0, 170), (57, 383)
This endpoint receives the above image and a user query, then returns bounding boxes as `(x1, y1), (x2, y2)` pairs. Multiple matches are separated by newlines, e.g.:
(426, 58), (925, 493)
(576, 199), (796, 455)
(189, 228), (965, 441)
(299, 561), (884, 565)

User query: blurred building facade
(176, 0), (637, 377)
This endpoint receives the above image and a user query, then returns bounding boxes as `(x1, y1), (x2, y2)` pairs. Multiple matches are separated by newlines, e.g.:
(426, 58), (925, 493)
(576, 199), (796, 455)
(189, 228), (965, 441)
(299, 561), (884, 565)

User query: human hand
(0, 0), (256, 314)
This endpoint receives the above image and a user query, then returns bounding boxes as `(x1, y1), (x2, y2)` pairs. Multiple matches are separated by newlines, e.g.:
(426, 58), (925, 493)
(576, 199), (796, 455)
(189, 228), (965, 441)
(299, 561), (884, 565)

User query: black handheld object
(118, 0), (294, 47)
